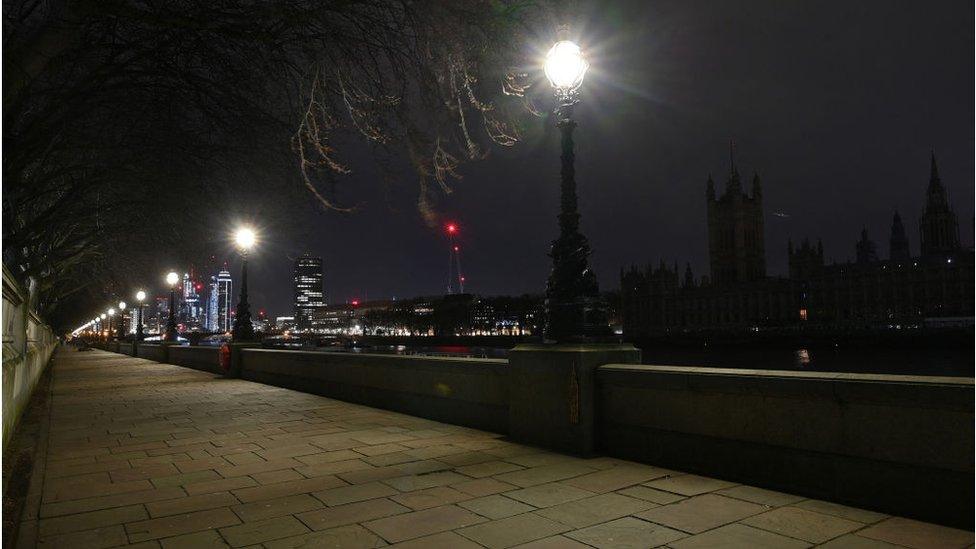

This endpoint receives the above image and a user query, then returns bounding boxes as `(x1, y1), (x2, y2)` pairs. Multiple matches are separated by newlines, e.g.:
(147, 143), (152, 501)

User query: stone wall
(240, 349), (509, 433)
(135, 344), (167, 363)
(168, 346), (221, 374)
(2, 266), (57, 453)
(596, 364), (975, 528)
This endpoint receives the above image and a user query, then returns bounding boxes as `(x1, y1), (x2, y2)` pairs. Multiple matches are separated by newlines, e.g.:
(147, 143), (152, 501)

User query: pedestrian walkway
(13, 349), (973, 548)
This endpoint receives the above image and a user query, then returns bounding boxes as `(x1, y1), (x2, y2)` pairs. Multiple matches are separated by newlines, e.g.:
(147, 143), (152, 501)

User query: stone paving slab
(12, 349), (974, 548)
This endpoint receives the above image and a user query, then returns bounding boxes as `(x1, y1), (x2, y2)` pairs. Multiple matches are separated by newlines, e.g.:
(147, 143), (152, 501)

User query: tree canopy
(3, 0), (566, 330)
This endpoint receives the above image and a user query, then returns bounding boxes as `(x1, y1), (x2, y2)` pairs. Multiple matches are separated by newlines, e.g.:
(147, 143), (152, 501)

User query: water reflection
(795, 348), (811, 367)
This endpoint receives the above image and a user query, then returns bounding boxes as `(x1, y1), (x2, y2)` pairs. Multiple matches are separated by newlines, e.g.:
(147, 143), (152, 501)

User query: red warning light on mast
(445, 223), (458, 235)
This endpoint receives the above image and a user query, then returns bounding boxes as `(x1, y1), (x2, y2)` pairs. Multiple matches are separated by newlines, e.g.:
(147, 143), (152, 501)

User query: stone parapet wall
(240, 349), (508, 433)
(596, 364), (974, 528)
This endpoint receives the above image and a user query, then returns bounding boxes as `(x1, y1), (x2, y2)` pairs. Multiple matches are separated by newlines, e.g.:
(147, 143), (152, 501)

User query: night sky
(242, 0), (973, 318)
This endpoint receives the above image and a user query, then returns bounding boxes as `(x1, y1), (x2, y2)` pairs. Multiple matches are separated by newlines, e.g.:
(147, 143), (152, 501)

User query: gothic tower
(919, 153), (961, 259)
(855, 228), (878, 264)
(706, 142), (766, 286)
(889, 211), (910, 262)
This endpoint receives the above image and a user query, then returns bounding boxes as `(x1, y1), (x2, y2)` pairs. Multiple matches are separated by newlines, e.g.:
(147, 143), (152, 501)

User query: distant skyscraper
(294, 254), (325, 330)
(181, 272), (204, 329)
(217, 268), (233, 332)
(206, 275), (220, 331)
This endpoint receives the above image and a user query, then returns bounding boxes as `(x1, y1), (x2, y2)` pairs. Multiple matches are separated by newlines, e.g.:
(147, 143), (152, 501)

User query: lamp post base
(508, 343), (640, 456)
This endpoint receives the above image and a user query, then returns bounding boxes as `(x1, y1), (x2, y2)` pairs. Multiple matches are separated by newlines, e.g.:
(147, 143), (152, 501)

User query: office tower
(217, 268), (233, 332)
(206, 275), (219, 331)
(294, 254), (325, 331)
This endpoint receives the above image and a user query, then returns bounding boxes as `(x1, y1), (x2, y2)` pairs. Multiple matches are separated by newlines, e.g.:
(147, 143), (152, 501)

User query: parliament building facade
(621, 153), (973, 335)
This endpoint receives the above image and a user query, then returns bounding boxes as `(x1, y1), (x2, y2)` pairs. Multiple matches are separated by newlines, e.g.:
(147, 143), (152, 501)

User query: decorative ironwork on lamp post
(135, 290), (147, 341)
(165, 272), (179, 342)
(107, 308), (116, 340)
(542, 35), (609, 342)
(118, 301), (127, 339)
(231, 228), (257, 342)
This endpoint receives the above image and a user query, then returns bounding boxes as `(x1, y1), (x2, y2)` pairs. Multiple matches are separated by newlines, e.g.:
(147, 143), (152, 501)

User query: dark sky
(242, 0), (974, 318)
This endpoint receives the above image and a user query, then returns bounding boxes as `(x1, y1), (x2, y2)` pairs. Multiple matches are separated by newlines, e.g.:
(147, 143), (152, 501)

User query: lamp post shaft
(544, 104), (606, 342)
(166, 288), (178, 342)
(232, 254), (256, 342)
(137, 305), (145, 341)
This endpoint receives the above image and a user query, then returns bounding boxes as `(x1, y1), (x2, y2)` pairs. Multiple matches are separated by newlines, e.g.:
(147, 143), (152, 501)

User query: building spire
(729, 139), (738, 177)
(930, 150), (940, 183)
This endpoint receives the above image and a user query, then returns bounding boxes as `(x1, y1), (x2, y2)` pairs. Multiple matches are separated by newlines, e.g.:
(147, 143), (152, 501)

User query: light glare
(166, 272), (179, 285)
(235, 227), (256, 250)
(544, 40), (588, 90)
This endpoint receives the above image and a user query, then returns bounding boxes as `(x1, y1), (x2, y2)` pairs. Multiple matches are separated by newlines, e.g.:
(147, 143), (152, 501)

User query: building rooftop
(16, 350), (973, 548)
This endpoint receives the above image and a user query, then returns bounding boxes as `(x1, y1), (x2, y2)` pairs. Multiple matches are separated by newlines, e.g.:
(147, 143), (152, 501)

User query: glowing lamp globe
(166, 272), (179, 286)
(100, 313), (107, 320)
(108, 308), (115, 316)
(235, 228), (256, 251)
(119, 301), (126, 310)
(544, 40), (588, 91)
(136, 290), (146, 302)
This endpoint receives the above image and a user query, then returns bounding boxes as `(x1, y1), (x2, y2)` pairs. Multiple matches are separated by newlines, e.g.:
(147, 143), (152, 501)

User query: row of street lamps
(72, 228), (258, 344)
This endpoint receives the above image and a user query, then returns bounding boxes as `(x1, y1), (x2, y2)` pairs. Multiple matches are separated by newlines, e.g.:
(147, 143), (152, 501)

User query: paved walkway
(14, 349), (973, 548)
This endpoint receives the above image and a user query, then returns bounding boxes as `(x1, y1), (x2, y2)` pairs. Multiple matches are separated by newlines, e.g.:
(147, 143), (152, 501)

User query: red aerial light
(351, 300), (360, 306)
(195, 283), (202, 290)
(446, 223), (457, 234)
(460, 276), (466, 282)
(453, 246), (459, 252)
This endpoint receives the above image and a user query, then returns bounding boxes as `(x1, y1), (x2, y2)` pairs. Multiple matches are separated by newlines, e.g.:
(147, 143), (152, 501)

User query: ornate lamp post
(135, 290), (147, 341)
(107, 308), (116, 340)
(99, 313), (107, 340)
(118, 301), (127, 339)
(165, 272), (180, 342)
(542, 37), (607, 341)
(231, 227), (257, 342)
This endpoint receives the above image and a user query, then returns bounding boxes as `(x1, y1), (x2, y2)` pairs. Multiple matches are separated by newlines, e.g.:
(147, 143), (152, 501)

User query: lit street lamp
(135, 290), (147, 341)
(165, 271), (180, 342)
(542, 35), (607, 341)
(118, 301), (127, 339)
(232, 227), (257, 342)
(100, 312), (108, 340)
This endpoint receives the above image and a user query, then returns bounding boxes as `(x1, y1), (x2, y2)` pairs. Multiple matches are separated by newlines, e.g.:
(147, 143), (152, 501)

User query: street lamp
(165, 271), (180, 342)
(100, 312), (108, 340)
(232, 227), (257, 342)
(118, 301), (127, 339)
(135, 290), (147, 341)
(542, 35), (607, 341)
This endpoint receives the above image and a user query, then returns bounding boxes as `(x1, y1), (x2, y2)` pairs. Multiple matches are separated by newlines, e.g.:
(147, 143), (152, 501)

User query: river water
(299, 340), (973, 377)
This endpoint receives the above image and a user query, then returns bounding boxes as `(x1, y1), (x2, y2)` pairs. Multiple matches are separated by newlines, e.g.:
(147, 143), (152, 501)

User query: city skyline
(229, 2), (972, 317)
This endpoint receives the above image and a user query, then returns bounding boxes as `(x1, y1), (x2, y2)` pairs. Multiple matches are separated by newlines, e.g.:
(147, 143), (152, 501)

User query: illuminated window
(799, 308), (808, 321)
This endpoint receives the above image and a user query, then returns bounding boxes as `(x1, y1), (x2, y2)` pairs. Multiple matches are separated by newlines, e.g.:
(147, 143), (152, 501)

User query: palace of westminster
(620, 152), (973, 334)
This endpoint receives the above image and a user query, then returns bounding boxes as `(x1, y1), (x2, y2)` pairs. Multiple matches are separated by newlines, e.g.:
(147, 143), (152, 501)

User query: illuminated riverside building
(216, 268), (232, 332)
(181, 272), (203, 329)
(310, 295), (541, 337)
(294, 254), (325, 331)
(621, 154), (974, 335)
(206, 275), (219, 331)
